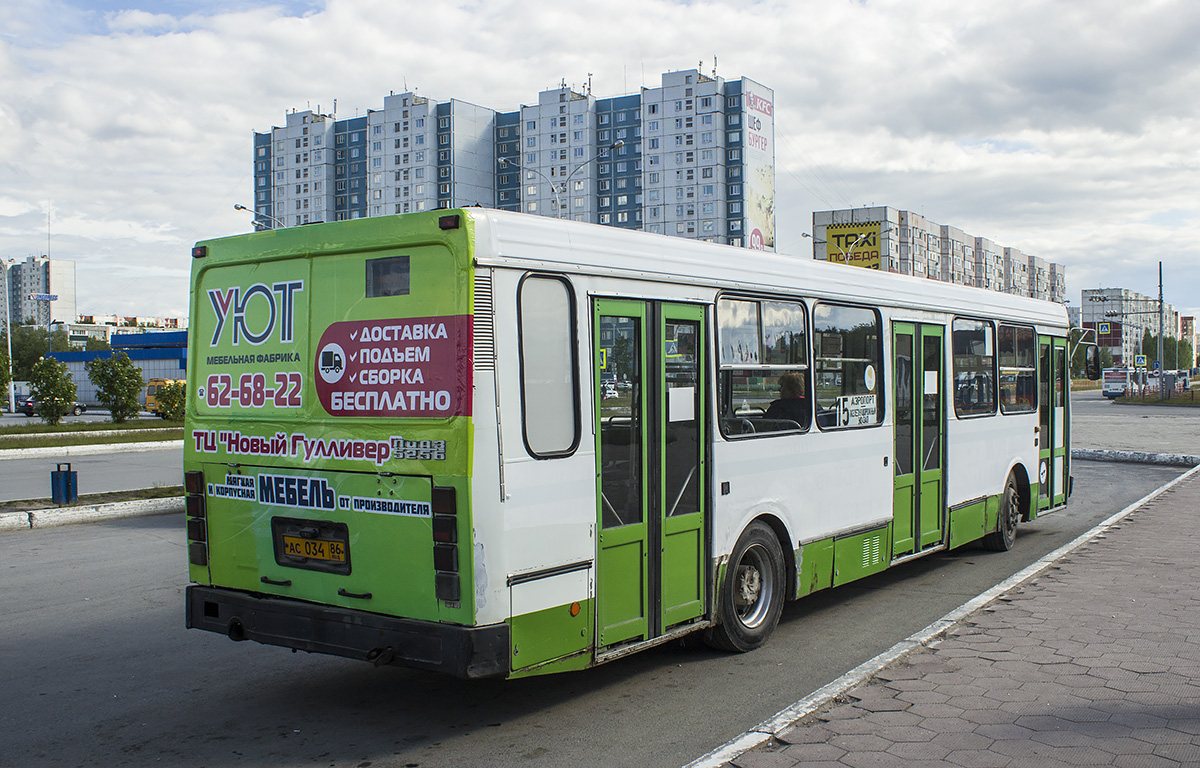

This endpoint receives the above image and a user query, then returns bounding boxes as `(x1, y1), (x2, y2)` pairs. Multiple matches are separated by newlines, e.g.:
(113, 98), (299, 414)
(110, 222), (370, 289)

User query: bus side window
(813, 303), (883, 429)
(716, 297), (810, 437)
(518, 275), (580, 457)
(952, 318), (996, 418)
(998, 324), (1036, 414)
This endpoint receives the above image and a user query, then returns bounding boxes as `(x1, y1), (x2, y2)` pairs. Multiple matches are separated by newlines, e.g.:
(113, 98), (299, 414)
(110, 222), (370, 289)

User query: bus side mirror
(1085, 345), (1101, 380)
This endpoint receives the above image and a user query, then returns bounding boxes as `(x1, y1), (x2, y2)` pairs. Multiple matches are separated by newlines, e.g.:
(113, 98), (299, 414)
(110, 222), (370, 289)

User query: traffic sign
(1098, 322), (1111, 335)
(1153, 360), (1161, 371)
(1135, 354), (1147, 368)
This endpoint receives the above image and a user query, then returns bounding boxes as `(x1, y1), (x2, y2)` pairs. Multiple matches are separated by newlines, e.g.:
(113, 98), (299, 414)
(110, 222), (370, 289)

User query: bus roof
(469, 209), (1069, 331)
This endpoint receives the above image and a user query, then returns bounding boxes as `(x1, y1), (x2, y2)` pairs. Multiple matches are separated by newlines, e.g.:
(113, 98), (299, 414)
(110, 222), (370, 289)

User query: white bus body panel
(467, 210), (1069, 623)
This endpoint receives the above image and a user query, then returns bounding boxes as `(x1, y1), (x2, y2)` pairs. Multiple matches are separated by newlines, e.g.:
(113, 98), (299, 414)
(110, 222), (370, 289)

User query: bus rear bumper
(186, 585), (510, 679)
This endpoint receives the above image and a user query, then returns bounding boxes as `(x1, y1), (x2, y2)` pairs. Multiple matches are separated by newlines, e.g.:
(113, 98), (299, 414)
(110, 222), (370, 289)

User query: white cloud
(1, 0), (1199, 320)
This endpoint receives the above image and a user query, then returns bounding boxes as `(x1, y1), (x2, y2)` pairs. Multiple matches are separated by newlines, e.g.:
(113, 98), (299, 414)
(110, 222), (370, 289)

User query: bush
(86, 352), (145, 423)
(30, 357), (77, 426)
(155, 381), (187, 421)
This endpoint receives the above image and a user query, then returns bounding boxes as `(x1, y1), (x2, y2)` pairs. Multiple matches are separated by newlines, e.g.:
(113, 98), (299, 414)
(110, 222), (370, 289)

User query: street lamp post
(2, 260), (14, 413)
(234, 204), (286, 230)
(499, 141), (623, 219)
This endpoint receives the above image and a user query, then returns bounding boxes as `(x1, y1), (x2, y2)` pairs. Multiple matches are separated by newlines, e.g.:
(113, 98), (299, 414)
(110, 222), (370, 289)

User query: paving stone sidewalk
(726, 471), (1200, 768)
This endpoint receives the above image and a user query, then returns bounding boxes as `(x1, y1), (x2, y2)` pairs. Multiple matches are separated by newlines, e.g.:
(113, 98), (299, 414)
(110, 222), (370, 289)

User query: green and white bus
(184, 209), (1098, 679)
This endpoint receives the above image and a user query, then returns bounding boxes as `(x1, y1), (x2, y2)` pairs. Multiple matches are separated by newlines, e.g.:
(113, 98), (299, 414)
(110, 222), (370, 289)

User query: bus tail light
(185, 470), (205, 495)
(185, 470), (208, 567)
(432, 486), (460, 601)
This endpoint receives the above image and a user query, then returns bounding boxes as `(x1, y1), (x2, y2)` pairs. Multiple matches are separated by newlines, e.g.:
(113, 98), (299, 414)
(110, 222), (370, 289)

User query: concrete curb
(4, 427), (179, 440)
(685, 464), (1200, 768)
(1072, 448), (1200, 466)
(0, 496), (184, 532)
(0, 440), (183, 461)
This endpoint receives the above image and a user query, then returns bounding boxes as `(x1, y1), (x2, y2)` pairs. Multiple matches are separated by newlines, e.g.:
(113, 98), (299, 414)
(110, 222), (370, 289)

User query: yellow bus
(146, 378), (185, 417)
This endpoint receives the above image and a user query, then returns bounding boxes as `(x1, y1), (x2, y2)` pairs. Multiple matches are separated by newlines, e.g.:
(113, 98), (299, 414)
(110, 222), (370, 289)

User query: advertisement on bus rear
(188, 230), (473, 476)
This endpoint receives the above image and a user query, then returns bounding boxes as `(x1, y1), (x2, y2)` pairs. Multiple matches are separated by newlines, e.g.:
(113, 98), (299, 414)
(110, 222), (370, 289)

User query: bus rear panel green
(185, 211), (478, 628)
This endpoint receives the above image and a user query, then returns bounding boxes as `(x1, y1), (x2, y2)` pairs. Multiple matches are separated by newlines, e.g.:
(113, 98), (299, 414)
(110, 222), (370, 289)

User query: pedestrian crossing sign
(1098, 322), (1111, 335)
(1135, 354), (1147, 368)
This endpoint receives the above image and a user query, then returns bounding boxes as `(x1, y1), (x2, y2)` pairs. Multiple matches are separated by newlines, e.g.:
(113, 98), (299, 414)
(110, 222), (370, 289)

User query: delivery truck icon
(321, 349), (343, 373)
(317, 342), (346, 384)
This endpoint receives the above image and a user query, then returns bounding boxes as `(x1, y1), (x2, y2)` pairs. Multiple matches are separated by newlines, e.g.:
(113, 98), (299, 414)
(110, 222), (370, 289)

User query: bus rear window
(366, 255), (410, 297)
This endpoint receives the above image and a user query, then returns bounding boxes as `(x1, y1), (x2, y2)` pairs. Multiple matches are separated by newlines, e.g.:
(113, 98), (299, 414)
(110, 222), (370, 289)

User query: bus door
(1037, 336), (1068, 511)
(594, 299), (707, 649)
(892, 323), (946, 558)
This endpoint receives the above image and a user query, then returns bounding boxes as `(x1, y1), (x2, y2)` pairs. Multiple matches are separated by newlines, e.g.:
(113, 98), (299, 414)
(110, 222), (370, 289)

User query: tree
(84, 337), (111, 351)
(1139, 330), (1192, 371)
(155, 381), (186, 421)
(0, 335), (10, 398)
(86, 352), (145, 423)
(29, 357), (77, 426)
(10, 325), (71, 380)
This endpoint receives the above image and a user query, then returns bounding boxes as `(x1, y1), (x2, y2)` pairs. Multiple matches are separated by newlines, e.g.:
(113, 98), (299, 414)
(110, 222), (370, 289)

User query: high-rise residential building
(811, 206), (1067, 302)
(1081, 287), (1180, 367)
(251, 68), (776, 250)
(1181, 316), (1198, 367)
(1, 255), (77, 330)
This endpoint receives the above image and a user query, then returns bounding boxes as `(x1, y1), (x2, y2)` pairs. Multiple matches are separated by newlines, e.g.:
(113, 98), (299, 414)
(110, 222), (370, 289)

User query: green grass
(1115, 390), (1200, 406)
(0, 418), (183, 448)
(0, 485), (184, 513)
(0, 417), (182, 435)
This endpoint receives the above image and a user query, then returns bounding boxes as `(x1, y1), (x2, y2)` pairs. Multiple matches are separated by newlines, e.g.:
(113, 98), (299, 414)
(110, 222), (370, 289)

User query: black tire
(982, 475), (1020, 551)
(704, 521), (786, 652)
(72, 406), (82, 416)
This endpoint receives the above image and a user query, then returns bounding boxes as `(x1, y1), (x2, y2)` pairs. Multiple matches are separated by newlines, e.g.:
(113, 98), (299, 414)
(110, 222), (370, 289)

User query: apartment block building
(1, 255), (77, 330)
(811, 206), (1067, 302)
(252, 68), (775, 250)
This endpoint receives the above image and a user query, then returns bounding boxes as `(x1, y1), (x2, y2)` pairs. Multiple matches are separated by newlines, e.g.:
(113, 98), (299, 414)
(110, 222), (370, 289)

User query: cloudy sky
(2, 0), (1198, 320)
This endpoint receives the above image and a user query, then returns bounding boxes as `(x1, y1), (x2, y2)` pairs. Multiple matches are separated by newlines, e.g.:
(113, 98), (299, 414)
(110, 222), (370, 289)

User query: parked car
(18, 397), (86, 417)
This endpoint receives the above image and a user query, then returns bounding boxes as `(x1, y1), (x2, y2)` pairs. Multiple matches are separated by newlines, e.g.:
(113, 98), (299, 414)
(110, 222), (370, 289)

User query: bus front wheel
(704, 521), (785, 653)
(982, 475), (1020, 552)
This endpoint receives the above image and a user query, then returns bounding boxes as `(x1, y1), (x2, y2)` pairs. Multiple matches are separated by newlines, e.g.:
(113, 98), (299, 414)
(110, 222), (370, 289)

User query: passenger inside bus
(764, 371), (809, 429)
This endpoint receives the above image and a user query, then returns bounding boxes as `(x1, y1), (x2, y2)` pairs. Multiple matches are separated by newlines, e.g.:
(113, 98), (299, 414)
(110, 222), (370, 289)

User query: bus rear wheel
(982, 475), (1020, 551)
(704, 521), (785, 653)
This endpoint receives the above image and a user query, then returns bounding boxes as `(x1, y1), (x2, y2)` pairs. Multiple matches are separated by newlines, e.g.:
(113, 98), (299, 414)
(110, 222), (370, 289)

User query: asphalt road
(0, 445), (182, 502)
(1070, 386), (1200, 454)
(0, 459), (1182, 768)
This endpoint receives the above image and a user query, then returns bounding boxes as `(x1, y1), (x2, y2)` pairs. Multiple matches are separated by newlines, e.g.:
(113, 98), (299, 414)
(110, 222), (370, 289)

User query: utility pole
(2, 261), (14, 413)
(1159, 261), (1165, 401)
